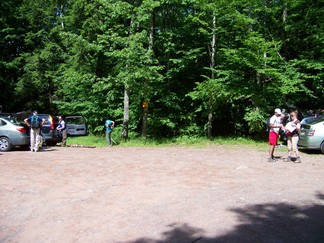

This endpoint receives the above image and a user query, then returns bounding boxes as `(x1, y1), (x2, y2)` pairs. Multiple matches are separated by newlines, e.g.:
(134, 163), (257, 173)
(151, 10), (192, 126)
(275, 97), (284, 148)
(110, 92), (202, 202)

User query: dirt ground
(0, 145), (324, 243)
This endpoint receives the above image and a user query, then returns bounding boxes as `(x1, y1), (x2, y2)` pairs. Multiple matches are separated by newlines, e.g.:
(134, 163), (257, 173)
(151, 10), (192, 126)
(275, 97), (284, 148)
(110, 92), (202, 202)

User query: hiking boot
(284, 156), (291, 162)
(267, 157), (277, 162)
(295, 157), (301, 163)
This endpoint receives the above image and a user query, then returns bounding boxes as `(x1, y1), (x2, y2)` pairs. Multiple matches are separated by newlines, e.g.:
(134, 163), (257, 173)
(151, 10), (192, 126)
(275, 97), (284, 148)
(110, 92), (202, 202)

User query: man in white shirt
(268, 108), (284, 162)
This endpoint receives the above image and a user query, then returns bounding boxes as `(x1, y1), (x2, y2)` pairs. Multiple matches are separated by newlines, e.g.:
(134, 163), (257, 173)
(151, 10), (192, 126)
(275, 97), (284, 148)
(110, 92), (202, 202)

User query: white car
(298, 117), (324, 154)
(301, 115), (324, 124)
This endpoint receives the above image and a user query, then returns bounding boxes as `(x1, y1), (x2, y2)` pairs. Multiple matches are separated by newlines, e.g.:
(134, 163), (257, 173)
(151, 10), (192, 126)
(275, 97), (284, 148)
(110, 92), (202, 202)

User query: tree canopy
(1, 0), (323, 138)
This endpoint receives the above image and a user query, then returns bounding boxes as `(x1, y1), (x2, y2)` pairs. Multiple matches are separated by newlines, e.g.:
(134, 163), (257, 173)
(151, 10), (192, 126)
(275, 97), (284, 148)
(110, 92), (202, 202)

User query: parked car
(298, 117), (324, 154)
(15, 112), (61, 146)
(65, 115), (88, 136)
(34, 114), (61, 146)
(301, 115), (324, 124)
(0, 116), (30, 151)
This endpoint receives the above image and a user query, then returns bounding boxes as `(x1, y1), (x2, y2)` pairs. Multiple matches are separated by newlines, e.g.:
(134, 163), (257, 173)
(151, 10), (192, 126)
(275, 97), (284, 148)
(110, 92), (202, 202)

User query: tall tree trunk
(208, 15), (216, 138)
(283, 1), (288, 24)
(142, 11), (155, 138)
(142, 102), (148, 137)
(122, 83), (130, 139)
(122, 15), (135, 140)
(281, 1), (288, 41)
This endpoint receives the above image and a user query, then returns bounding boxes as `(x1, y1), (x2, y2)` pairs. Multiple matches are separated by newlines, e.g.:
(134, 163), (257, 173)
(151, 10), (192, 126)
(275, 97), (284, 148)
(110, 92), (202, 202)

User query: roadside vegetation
(68, 134), (266, 149)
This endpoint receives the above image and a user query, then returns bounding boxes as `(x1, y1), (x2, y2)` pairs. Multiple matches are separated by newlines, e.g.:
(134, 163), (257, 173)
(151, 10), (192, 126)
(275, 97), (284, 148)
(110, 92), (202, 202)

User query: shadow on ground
(131, 192), (324, 243)
(299, 149), (323, 155)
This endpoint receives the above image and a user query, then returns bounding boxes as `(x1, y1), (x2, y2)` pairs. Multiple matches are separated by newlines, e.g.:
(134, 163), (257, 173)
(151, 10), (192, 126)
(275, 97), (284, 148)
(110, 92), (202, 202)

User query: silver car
(65, 115), (88, 136)
(0, 116), (30, 151)
(298, 117), (324, 154)
(300, 115), (324, 124)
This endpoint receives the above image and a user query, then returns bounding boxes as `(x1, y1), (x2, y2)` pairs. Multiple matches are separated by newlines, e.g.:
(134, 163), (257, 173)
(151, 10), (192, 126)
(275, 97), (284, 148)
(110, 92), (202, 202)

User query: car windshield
(37, 114), (59, 124)
(66, 117), (85, 124)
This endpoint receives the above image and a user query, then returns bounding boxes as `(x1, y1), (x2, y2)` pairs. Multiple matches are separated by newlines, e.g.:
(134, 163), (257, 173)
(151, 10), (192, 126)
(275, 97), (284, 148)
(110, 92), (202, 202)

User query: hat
(274, 108), (282, 115)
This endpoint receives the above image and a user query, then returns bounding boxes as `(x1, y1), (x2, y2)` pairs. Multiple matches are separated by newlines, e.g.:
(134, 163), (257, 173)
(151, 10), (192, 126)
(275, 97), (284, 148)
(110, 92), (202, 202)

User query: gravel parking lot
(1, 145), (324, 243)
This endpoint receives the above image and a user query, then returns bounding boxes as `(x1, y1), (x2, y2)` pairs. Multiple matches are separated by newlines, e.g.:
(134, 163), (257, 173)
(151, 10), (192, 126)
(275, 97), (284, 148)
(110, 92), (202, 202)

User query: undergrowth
(67, 134), (266, 148)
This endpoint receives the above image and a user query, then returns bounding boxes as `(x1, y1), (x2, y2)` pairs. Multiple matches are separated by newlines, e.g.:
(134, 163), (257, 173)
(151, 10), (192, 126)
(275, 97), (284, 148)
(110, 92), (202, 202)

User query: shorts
(269, 131), (279, 146)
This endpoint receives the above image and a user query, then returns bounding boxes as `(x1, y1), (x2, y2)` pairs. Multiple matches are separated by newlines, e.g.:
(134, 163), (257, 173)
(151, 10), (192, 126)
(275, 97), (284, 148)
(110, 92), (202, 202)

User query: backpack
(266, 117), (271, 131)
(105, 120), (114, 130)
(31, 115), (40, 128)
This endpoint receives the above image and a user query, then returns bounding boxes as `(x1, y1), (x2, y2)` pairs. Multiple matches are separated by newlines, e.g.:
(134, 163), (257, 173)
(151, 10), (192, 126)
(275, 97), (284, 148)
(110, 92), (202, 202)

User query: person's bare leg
(268, 145), (275, 161)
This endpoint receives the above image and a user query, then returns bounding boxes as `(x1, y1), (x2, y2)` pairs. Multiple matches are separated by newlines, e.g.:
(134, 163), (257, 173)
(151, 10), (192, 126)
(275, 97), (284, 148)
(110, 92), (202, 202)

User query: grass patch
(68, 135), (107, 147)
(67, 134), (267, 148)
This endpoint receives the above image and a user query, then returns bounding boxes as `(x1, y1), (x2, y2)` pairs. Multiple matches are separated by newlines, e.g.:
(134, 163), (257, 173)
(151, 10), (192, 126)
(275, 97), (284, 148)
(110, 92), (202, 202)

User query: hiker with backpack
(267, 108), (284, 162)
(24, 111), (45, 152)
(105, 117), (115, 146)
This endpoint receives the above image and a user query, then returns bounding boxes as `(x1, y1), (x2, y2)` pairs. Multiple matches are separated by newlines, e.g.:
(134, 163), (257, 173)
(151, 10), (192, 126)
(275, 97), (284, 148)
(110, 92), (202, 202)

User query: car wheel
(320, 141), (324, 154)
(0, 137), (12, 152)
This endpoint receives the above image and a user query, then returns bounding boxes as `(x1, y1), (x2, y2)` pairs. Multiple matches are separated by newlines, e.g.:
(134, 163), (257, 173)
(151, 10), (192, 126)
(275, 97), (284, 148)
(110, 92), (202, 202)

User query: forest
(1, 0), (323, 139)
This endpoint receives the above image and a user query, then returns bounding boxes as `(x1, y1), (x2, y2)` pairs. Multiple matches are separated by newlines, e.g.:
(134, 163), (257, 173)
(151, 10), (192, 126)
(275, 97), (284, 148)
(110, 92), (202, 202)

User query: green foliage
(188, 70), (233, 113)
(1, 0), (323, 140)
(243, 107), (267, 133)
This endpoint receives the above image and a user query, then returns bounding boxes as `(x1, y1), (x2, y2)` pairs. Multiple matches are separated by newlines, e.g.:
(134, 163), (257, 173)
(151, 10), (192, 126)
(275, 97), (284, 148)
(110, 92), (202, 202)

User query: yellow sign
(142, 101), (148, 108)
